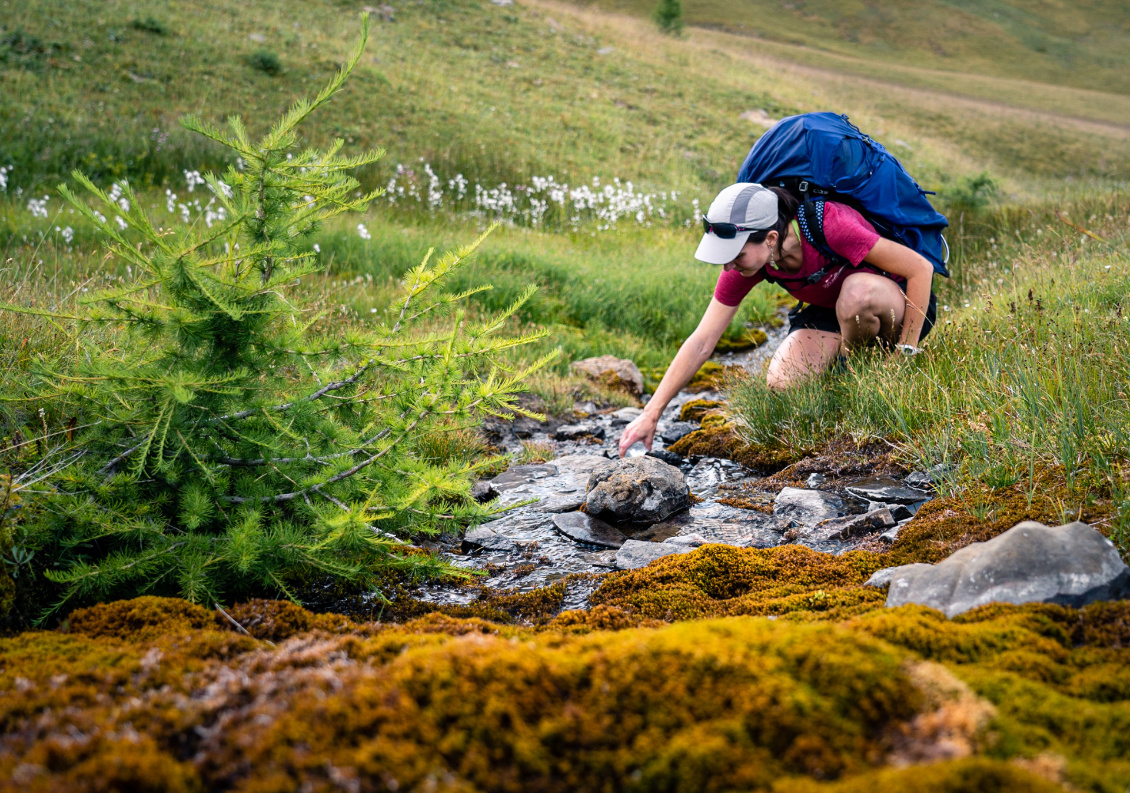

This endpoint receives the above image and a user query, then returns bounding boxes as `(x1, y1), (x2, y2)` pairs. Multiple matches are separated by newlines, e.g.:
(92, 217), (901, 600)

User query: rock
(659, 422), (699, 445)
(471, 480), (498, 503)
(878, 525), (901, 545)
(806, 473), (827, 489)
(555, 423), (605, 442)
(845, 477), (932, 505)
(664, 533), (709, 547)
(865, 563), (931, 589)
(905, 464), (951, 490)
(614, 539), (695, 570)
(585, 456), (691, 524)
(868, 501), (915, 521)
(810, 508), (897, 541)
(553, 454), (615, 477)
(488, 464), (558, 493)
(646, 449), (687, 467)
(874, 520), (1130, 617)
(610, 407), (643, 426)
(573, 401), (599, 416)
(463, 524), (519, 553)
(773, 487), (843, 527)
(552, 512), (628, 549)
(540, 495), (587, 513)
(570, 355), (645, 397)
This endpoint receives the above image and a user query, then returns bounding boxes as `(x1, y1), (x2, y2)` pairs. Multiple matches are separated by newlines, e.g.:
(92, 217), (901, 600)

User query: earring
(767, 243), (775, 267)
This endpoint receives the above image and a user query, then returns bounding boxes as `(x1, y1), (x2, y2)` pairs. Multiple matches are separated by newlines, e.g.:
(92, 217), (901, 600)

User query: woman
(617, 182), (936, 457)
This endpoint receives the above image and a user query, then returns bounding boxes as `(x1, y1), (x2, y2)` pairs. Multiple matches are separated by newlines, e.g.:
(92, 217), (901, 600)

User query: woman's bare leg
(766, 329), (841, 389)
(835, 272), (907, 349)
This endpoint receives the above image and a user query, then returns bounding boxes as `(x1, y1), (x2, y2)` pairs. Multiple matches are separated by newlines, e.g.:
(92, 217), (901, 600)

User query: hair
(748, 187), (799, 248)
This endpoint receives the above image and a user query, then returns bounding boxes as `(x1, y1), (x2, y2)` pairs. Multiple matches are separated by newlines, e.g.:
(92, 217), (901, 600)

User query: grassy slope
(571, 0), (1130, 97)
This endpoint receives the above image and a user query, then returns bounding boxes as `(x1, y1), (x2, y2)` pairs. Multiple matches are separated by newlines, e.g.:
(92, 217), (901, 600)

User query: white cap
(693, 183), (778, 265)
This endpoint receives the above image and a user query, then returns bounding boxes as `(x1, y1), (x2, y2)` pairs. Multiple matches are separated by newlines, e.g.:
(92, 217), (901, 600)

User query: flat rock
(664, 533), (709, 547)
(488, 464), (558, 492)
(810, 508), (897, 541)
(873, 520), (1130, 616)
(553, 454), (615, 477)
(555, 423), (605, 442)
(570, 355), (645, 397)
(845, 477), (931, 505)
(614, 539), (695, 570)
(659, 422), (699, 445)
(463, 525), (519, 553)
(610, 407), (643, 426)
(806, 473), (827, 489)
(539, 495), (587, 513)
(646, 449), (687, 467)
(773, 487), (843, 527)
(905, 464), (950, 490)
(586, 456), (690, 524)
(552, 512), (629, 549)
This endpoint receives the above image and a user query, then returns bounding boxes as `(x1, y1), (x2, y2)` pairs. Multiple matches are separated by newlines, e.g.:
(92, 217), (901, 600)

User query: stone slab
(614, 539), (695, 570)
(552, 512), (629, 549)
(773, 487), (844, 526)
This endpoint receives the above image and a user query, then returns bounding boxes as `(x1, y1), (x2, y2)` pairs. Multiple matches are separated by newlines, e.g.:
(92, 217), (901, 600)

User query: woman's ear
(765, 230), (779, 247)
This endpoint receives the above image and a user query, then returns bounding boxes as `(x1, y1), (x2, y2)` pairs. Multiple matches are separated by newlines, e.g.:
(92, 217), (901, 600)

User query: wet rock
(488, 464), (558, 493)
(471, 480), (499, 503)
(773, 487), (843, 527)
(845, 477), (932, 505)
(570, 355), (645, 397)
(905, 464), (950, 490)
(539, 495), (587, 513)
(613, 539), (695, 570)
(552, 512), (628, 549)
(867, 501), (915, 521)
(555, 423), (605, 442)
(878, 525), (901, 545)
(646, 449), (687, 468)
(573, 400), (599, 416)
(586, 456), (691, 524)
(810, 508), (897, 541)
(660, 422), (699, 445)
(610, 407), (643, 426)
(554, 453), (616, 476)
(463, 524), (519, 553)
(806, 473), (827, 489)
(871, 520), (1130, 617)
(664, 533), (709, 547)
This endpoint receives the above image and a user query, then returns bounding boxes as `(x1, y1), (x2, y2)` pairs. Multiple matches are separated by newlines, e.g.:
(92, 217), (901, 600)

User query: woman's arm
(862, 237), (934, 348)
(617, 298), (741, 456)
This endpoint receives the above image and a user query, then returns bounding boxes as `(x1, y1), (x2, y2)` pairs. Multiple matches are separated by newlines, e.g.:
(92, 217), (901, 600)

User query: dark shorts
(787, 291), (937, 341)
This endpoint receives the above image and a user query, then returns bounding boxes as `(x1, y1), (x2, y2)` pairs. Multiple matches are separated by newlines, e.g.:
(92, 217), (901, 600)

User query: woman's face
(722, 231), (778, 277)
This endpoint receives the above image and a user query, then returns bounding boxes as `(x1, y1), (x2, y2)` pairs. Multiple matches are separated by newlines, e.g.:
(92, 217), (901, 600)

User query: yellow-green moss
(714, 327), (769, 354)
(667, 424), (800, 473)
(678, 398), (723, 423)
(774, 757), (1065, 792)
(65, 596), (224, 641)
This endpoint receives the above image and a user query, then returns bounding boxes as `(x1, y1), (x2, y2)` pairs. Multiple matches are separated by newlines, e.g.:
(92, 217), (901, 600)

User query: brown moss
(589, 544), (888, 621)
(774, 757), (1066, 792)
(548, 604), (665, 633)
(65, 596), (224, 641)
(667, 424), (800, 473)
(678, 398), (722, 423)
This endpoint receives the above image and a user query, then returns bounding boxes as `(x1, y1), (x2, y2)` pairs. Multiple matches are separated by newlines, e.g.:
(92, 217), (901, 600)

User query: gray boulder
(660, 422), (699, 445)
(773, 487), (843, 527)
(614, 539), (695, 570)
(586, 455), (691, 524)
(552, 512), (628, 549)
(845, 477), (931, 505)
(867, 520), (1130, 617)
(570, 355), (645, 397)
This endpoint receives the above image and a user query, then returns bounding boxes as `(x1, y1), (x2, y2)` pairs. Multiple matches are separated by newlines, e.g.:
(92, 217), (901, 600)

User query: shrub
(653, 0), (684, 36)
(1, 14), (552, 620)
(130, 16), (168, 36)
(247, 49), (281, 75)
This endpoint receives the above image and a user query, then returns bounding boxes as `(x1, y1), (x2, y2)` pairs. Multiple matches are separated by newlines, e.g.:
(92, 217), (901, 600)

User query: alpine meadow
(1, 0), (1129, 791)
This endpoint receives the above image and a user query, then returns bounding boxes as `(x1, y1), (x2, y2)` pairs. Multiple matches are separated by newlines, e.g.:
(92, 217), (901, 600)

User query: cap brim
(694, 231), (750, 265)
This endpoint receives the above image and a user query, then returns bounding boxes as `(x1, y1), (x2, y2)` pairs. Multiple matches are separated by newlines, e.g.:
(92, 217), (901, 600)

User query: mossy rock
(714, 327), (769, 354)
(667, 424), (801, 473)
(678, 398), (723, 423)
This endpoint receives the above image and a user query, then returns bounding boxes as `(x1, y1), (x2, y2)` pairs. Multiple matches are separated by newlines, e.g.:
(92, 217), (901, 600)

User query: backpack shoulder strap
(795, 198), (850, 268)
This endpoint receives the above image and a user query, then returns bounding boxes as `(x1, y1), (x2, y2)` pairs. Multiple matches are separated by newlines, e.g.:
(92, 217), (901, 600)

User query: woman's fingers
(618, 414), (657, 457)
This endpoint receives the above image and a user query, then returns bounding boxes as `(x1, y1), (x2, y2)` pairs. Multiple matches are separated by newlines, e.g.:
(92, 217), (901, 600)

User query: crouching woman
(618, 182), (936, 457)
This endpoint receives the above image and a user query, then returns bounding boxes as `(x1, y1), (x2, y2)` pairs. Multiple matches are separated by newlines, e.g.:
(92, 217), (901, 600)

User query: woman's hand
(617, 411), (659, 457)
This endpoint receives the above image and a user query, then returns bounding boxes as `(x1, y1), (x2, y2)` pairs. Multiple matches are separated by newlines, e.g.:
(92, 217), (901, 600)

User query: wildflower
(27, 196), (49, 219)
(56, 225), (74, 244)
(357, 223), (371, 240)
(0, 164), (11, 192)
(115, 216), (128, 230)
(313, 243), (321, 253)
(184, 170), (206, 192)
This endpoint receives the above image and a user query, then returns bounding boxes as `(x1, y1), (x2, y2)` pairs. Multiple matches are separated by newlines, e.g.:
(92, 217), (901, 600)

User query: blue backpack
(737, 112), (951, 278)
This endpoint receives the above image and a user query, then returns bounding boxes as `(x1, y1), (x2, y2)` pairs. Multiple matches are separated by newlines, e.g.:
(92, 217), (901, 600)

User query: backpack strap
(762, 198), (850, 287)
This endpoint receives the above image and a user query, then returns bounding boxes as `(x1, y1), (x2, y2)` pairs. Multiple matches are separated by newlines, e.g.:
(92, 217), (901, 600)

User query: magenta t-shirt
(713, 202), (891, 309)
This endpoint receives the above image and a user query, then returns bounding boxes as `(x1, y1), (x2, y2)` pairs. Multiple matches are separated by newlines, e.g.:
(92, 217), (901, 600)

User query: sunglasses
(701, 215), (763, 239)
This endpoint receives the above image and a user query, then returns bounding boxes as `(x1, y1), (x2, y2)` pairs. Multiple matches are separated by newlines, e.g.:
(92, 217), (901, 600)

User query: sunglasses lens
(703, 217), (737, 239)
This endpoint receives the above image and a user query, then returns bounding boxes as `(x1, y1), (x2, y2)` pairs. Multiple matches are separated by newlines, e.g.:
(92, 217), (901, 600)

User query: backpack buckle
(798, 180), (809, 193)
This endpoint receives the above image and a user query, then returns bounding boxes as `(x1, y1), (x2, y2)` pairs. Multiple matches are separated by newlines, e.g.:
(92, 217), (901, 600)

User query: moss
(667, 424), (800, 473)
(774, 757), (1066, 792)
(713, 327), (769, 354)
(64, 596), (224, 641)
(589, 544), (888, 621)
(548, 604), (665, 633)
(678, 398), (722, 423)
